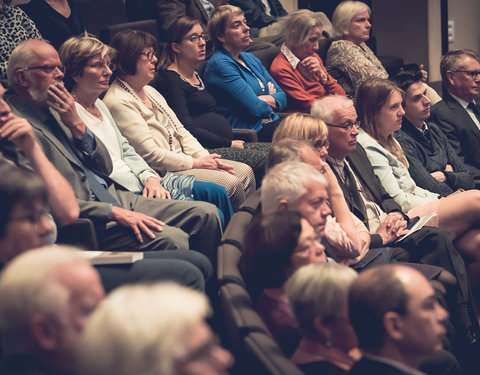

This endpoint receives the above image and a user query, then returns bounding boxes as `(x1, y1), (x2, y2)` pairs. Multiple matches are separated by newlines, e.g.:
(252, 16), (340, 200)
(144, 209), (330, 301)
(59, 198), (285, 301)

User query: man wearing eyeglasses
(4, 39), (223, 261)
(312, 95), (480, 360)
(431, 49), (480, 181)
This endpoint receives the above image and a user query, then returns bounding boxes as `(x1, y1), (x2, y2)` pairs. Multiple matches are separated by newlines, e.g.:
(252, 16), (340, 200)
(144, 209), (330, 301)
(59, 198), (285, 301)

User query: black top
(21, 0), (85, 50)
(298, 361), (347, 375)
(152, 70), (234, 148)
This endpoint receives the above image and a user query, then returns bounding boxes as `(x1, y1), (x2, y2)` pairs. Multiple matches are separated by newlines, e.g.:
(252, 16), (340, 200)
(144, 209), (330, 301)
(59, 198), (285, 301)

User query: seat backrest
(76, 0), (129, 36)
(243, 332), (304, 375)
(99, 19), (159, 44)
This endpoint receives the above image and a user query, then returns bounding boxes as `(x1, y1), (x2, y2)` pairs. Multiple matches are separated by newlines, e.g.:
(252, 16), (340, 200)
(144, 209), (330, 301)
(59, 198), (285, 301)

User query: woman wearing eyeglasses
(203, 5), (287, 142)
(356, 78), (480, 288)
(103, 29), (255, 210)
(154, 16), (270, 186)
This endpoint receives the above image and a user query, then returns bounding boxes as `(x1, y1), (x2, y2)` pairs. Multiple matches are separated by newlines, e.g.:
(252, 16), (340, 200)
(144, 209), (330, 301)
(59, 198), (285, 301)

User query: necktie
(467, 102), (480, 122)
(45, 114), (120, 207)
(343, 163), (366, 218)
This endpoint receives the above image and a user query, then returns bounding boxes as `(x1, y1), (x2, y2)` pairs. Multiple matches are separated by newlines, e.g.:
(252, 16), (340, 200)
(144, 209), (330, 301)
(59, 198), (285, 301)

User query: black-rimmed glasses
(140, 51), (157, 61)
(182, 33), (210, 44)
(21, 65), (65, 74)
(451, 70), (480, 79)
(326, 120), (360, 131)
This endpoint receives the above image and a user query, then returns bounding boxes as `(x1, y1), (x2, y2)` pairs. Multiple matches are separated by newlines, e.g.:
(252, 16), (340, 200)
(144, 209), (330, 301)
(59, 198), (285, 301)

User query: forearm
(25, 142), (79, 225)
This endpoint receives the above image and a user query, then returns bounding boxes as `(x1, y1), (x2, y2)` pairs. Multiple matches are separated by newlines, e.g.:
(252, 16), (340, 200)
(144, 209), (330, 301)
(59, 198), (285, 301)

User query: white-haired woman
(325, 1), (440, 103)
(286, 263), (360, 375)
(270, 9), (346, 112)
(76, 283), (233, 375)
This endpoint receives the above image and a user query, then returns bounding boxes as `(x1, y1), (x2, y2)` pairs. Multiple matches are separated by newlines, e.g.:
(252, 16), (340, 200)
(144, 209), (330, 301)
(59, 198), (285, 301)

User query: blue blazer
(204, 48), (286, 132)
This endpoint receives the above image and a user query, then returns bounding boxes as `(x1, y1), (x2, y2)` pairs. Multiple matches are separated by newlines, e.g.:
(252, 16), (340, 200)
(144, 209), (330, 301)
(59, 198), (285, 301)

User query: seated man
(348, 264), (450, 375)
(5, 40), (221, 261)
(392, 68), (476, 194)
(430, 49), (480, 182)
(312, 94), (480, 359)
(77, 282), (233, 375)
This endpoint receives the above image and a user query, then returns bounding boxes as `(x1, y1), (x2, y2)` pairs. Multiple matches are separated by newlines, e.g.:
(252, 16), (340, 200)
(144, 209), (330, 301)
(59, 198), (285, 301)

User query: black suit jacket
(157, 0), (210, 32)
(230, 0), (287, 29)
(328, 144), (405, 247)
(430, 90), (480, 179)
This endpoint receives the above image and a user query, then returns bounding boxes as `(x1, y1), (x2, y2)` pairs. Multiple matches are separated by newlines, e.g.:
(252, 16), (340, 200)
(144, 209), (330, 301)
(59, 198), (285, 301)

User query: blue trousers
(192, 181), (233, 228)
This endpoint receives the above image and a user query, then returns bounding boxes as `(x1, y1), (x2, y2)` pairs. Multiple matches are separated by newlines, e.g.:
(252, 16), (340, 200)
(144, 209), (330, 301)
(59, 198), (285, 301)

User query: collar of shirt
(281, 43), (301, 70)
(363, 353), (427, 375)
(449, 92), (473, 110)
(415, 121), (429, 135)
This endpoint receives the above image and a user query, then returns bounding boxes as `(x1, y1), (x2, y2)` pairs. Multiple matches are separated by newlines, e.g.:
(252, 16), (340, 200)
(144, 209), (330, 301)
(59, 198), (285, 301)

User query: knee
(156, 226), (190, 250)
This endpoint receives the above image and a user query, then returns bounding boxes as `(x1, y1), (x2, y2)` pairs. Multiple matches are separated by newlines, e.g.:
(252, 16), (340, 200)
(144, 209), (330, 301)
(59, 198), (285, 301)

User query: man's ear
(30, 313), (61, 351)
(276, 199), (289, 211)
(445, 70), (456, 87)
(15, 70), (30, 88)
(383, 311), (404, 342)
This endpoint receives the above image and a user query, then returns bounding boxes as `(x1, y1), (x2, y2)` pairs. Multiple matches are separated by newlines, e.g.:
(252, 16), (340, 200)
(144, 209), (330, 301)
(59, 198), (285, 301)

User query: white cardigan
(103, 78), (209, 174)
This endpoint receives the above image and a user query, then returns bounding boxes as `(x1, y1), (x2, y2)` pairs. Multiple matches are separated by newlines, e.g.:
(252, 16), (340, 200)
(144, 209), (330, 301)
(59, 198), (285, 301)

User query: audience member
(242, 209), (327, 355)
(430, 49), (480, 180)
(230, 0), (287, 37)
(154, 16), (270, 185)
(104, 29), (255, 210)
(76, 282), (234, 375)
(326, 1), (440, 103)
(348, 264), (449, 375)
(392, 68), (477, 194)
(312, 94), (480, 351)
(21, 0), (85, 50)
(6, 39), (222, 258)
(0, 247), (105, 375)
(0, 0), (42, 80)
(0, 157), (212, 292)
(59, 36), (232, 228)
(204, 5), (286, 142)
(156, 0), (280, 52)
(287, 262), (360, 375)
(270, 10), (345, 112)
(355, 78), (480, 284)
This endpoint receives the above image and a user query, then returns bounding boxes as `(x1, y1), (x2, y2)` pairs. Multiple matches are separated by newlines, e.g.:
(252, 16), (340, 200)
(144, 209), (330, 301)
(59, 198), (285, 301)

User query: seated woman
(58, 36), (232, 226)
(21, 0), (85, 50)
(154, 16), (270, 185)
(0, 0), (42, 80)
(270, 10), (346, 113)
(356, 78), (480, 287)
(104, 30), (255, 211)
(271, 114), (373, 267)
(242, 210), (328, 356)
(325, 1), (441, 103)
(286, 262), (360, 375)
(203, 5), (287, 142)
(286, 263), (462, 375)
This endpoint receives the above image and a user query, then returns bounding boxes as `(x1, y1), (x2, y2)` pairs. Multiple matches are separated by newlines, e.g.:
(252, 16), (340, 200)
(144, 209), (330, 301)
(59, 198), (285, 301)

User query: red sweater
(270, 52), (346, 112)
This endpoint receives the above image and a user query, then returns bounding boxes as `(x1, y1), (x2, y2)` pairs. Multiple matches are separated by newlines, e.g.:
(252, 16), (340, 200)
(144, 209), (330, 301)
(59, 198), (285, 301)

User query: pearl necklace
(115, 78), (176, 151)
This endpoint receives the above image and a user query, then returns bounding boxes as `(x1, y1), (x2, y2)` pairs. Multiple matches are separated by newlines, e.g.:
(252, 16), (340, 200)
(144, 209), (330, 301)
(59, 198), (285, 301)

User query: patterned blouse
(0, 4), (42, 80)
(326, 39), (387, 98)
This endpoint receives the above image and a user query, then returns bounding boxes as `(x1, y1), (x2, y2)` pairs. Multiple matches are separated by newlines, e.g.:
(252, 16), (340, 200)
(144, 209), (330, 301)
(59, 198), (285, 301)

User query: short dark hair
(348, 265), (408, 350)
(110, 30), (158, 76)
(242, 211), (303, 290)
(0, 161), (47, 237)
(391, 68), (424, 93)
(158, 17), (203, 70)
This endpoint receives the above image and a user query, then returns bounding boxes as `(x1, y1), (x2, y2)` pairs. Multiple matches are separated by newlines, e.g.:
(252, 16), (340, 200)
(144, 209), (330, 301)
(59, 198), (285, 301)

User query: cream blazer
(103, 78), (209, 174)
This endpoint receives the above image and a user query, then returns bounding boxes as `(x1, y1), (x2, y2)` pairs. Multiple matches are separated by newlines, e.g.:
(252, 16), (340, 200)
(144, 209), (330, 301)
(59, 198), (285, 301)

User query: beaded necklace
(115, 78), (176, 151)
